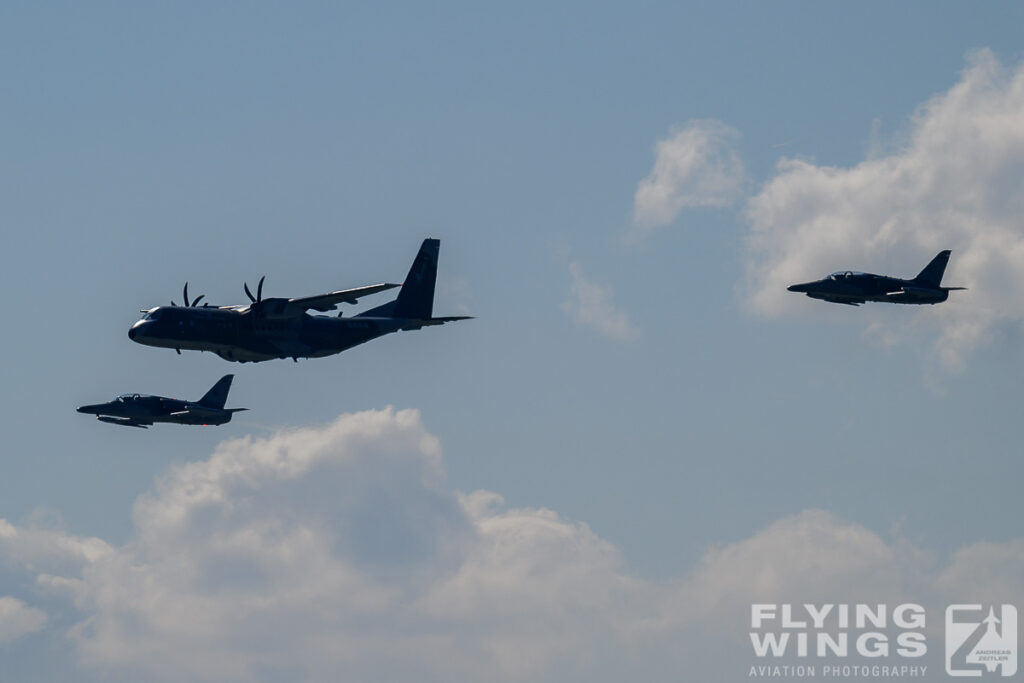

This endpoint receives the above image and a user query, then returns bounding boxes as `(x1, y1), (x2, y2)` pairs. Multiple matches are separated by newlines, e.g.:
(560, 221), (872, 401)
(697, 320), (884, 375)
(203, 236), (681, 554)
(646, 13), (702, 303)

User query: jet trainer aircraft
(787, 250), (966, 306)
(77, 375), (246, 428)
(128, 238), (472, 362)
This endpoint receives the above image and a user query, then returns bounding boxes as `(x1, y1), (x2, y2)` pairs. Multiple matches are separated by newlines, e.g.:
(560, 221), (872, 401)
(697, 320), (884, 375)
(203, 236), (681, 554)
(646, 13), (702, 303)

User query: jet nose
(788, 283), (808, 293)
(77, 405), (95, 414)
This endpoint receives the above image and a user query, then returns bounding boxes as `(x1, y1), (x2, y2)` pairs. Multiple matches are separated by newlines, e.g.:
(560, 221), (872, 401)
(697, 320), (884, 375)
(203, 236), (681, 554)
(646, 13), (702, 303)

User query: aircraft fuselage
(77, 374), (244, 428)
(129, 306), (408, 362)
(77, 395), (232, 426)
(128, 239), (471, 362)
(787, 273), (950, 305)
(786, 250), (965, 307)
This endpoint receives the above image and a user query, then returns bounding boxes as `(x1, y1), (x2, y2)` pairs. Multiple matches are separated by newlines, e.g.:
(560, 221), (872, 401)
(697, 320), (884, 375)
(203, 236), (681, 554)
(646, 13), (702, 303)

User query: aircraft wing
(170, 405), (226, 420)
(883, 286), (940, 302)
(812, 295), (864, 306)
(97, 416), (150, 428)
(289, 283), (400, 312)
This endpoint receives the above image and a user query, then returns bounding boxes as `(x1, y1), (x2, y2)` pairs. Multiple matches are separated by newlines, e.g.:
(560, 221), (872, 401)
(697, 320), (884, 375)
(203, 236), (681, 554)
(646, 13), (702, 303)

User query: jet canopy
(828, 271), (864, 280)
(116, 393), (142, 401)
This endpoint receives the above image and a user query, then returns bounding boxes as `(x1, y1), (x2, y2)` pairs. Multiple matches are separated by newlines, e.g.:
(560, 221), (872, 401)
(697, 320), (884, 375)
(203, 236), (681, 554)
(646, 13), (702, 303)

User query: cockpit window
(143, 309), (163, 321)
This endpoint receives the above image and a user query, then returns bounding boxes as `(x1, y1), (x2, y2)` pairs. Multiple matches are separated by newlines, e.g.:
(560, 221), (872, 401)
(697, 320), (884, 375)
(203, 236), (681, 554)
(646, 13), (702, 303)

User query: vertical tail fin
(198, 374), (234, 409)
(392, 238), (439, 319)
(913, 250), (951, 287)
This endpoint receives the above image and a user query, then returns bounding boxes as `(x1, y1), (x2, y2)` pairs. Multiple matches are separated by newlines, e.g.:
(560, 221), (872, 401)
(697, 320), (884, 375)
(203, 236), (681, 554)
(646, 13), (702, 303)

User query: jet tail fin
(392, 238), (439, 320)
(198, 374), (235, 409)
(913, 250), (951, 287)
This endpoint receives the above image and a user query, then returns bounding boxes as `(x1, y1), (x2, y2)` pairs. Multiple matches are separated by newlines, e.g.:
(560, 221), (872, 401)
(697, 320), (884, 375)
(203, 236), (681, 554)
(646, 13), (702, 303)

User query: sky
(2, 2), (1024, 681)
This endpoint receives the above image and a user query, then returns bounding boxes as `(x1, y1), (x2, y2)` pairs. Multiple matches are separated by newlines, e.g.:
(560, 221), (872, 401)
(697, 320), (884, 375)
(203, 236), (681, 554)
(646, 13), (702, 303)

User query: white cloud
(0, 596), (47, 645)
(0, 412), (1021, 681)
(934, 539), (1024, 605)
(744, 50), (1024, 372)
(563, 261), (639, 341)
(633, 119), (746, 230)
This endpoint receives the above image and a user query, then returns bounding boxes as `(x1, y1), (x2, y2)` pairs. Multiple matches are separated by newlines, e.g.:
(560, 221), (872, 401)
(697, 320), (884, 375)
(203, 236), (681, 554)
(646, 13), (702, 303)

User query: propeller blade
(257, 275), (265, 302)
(183, 282), (190, 307)
(171, 300), (177, 306)
(191, 294), (205, 307)
(244, 282), (256, 302)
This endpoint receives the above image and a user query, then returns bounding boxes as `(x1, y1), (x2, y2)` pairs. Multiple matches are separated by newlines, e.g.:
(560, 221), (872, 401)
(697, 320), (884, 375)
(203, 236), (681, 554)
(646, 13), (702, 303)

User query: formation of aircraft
(128, 238), (471, 362)
(80, 240), (968, 428)
(77, 375), (246, 429)
(787, 250), (965, 306)
(80, 238), (471, 428)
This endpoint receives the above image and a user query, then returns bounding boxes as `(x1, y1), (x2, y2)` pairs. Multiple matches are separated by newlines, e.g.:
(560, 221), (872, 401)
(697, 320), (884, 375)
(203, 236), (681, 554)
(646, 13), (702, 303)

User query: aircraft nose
(77, 405), (96, 414)
(788, 283), (808, 293)
(128, 319), (146, 340)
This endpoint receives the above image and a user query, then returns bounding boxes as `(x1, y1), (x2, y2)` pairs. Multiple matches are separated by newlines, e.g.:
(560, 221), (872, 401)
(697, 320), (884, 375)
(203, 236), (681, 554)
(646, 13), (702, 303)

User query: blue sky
(2, 3), (1024, 681)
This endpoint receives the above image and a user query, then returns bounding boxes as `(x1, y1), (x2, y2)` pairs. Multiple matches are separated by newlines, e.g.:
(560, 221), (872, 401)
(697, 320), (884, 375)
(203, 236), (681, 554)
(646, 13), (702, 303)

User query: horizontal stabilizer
(420, 316), (474, 326)
(399, 316), (474, 330)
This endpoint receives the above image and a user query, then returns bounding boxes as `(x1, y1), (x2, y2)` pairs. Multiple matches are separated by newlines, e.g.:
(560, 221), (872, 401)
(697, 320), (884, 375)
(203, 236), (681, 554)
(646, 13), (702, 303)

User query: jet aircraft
(77, 375), (246, 428)
(787, 250), (966, 306)
(128, 238), (472, 362)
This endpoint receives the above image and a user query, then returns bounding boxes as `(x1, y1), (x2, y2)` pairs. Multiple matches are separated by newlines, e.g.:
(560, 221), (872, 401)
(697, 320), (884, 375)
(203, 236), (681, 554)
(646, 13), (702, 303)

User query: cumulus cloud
(563, 261), (640, 341)
(0, 596), (47, 644)
(744, 50), (1024, 371)
(0, 411), (1020, 681)
(633, 119), (746, 230)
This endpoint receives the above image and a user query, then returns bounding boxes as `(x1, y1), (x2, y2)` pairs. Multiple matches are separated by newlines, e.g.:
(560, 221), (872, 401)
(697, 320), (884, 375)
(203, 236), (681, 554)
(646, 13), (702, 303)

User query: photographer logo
(945, 605), (1017, 677)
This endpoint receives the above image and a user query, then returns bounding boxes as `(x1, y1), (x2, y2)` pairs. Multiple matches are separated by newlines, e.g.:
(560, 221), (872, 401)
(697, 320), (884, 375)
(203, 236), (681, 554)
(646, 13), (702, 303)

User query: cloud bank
(744, 50), (1024, 371)
(633, 119), (746, 231)
(0, 409), (1021, 681)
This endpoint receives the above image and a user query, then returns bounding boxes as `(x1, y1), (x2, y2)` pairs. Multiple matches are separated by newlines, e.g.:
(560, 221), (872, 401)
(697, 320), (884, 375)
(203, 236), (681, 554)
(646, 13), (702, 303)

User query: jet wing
(810, 294), (864, 306)
(170, 405), (226, 419)
(883, 286), (940, 302)
(97, 416), (150, 428)
(289, 283), (400, 313)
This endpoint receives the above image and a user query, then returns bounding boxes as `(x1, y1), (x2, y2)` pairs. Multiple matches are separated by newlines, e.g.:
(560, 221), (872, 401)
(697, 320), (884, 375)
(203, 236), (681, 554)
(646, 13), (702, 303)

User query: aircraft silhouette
(128, 239), (472, 362)
(787, 250), (966, 306)
(77, 375), (246, 428)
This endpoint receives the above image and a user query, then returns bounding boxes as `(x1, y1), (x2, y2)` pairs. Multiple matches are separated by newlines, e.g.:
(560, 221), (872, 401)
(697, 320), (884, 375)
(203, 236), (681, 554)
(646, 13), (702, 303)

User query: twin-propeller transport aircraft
(128, 238), (472, 362)
(77, 375), (246, 428)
